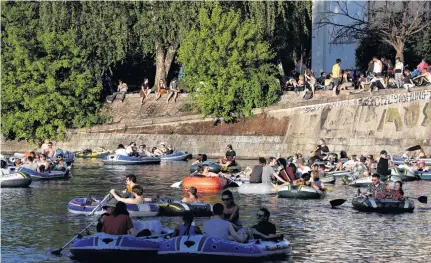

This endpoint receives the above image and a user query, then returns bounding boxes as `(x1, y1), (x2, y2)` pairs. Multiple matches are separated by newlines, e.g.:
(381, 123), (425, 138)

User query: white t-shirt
(373, 60), (382, 73)
(297, 166), (311, 177)
(203, 218), (230, 240)
(115, 149), (128, 156)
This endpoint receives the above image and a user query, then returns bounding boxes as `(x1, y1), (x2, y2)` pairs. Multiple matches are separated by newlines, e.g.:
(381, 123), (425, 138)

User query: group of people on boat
(361, 173), (405, 201)
(98, 182), (281, 243)
(115, 142), (173, 157)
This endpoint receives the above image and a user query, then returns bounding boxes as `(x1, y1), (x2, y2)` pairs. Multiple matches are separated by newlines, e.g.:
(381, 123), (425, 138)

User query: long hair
(111, 201), (129, 217)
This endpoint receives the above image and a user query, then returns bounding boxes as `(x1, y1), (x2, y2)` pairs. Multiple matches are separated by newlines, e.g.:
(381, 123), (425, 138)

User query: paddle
(330, 188), (361, 207)
(88, 193), (111, 216)
(407, 196), (428, 204)
(406, 145), (422, 152)
(224, 176), (243, 187)
(51, 215), (102, 255)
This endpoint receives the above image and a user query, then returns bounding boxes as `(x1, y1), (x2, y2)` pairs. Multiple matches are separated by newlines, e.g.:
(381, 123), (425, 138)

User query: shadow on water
(2, 159), (431, 262)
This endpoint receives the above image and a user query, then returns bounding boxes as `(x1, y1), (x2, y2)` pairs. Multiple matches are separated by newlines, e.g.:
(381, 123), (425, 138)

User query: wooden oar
(88, 193), (111, 216)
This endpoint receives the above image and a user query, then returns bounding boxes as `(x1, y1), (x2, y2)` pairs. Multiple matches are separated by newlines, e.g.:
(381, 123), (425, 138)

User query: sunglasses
(221, 198), (231, 201)
(256, 213), (264, 218)
(57, 157), (62, 159)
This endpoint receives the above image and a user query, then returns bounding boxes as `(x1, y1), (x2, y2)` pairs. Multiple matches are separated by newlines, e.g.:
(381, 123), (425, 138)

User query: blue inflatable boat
(19, 167), (71, 180)
(160, 151), (189, 161)
(102, 154), (161, 165)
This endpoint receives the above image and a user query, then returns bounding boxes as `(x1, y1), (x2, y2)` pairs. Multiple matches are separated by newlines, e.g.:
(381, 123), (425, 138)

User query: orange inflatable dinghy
(183, 176), (228, 192)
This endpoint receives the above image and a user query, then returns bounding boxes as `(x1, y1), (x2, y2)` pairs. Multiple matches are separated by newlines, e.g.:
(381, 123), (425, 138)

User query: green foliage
(178, 5), (280, 122)
(1, 2), (119, 143)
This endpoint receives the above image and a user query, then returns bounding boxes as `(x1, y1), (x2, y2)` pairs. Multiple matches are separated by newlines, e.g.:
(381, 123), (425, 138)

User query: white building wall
(311, 0), (366, 74)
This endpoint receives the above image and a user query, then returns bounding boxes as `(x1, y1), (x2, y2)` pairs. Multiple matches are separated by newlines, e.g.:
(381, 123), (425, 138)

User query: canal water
(2, 159), (431, 262)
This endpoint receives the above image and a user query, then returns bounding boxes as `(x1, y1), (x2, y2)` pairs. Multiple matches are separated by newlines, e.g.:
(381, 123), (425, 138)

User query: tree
(178, 5), (280, 121)
(132, 1), (201, 86)
(1, 2), (129, 142)
(315, 1), (431, 61)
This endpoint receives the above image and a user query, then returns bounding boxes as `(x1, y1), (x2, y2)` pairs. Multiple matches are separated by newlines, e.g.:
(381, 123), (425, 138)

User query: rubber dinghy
(70, 220), (172, 262)
(102, 154), (161, 165)
(68, 197), (160, 217)
(183, 175), (228, 192)
(415, 170), (431, 180)
(238, 183), (277, 195)
(158, 235), (291, 260)
(67, 197), (213, 217)
(19, 167), (71, 180)
(160, 151), (189, 161)
(325, 170), (353, 178)
(189, 161), (240, 173)
(277, 185), (325, 199)
(0, 172), (32, 188)
(75, 152), (109, 158)
(390, 167), (419, 181)
(352, 197), (415, 213)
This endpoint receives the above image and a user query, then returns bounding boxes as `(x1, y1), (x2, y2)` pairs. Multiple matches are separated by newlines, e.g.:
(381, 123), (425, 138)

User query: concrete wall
(2, 88), (431, 159)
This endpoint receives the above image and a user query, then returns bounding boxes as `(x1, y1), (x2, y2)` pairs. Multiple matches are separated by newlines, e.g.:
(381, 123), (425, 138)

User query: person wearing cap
(377, 150), (389, 178)
(172, 211), (202, 237)
(96, 198), (117, 232)
(182, 186), (200, 202)
(101, 201), (137, 236)
(248, 157), (267, 183)
(219, 144), (236, 168)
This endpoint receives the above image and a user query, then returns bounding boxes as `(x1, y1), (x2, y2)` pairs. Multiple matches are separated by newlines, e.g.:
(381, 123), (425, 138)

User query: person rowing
(110, 185), (152, 204)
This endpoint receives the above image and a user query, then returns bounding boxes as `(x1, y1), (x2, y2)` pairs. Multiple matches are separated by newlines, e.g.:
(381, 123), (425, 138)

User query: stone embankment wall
(2, 87), (430, 158)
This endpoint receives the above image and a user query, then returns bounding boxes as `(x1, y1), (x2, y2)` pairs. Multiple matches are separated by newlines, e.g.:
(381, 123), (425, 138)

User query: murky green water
(2, 159), (431, 262)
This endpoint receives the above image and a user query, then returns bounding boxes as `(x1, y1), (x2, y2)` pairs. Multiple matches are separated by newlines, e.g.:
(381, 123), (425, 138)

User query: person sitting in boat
(219, 144), (236, 168)
(182, 186), (200, 203)
(42, 142), (56, 158)
(120, 174), (138, 198)
(366, 155), (376, 175)
(343, 155), (358, 170)
(251, 208), (282, 240)
(14, 158), (24, 167)
(158, 142), (169, 154)
(22, 156), (38, 171)
(361, 173), (385, 199)
(392, 181), (405, 201)
(101, 201), (137, 236)
(192, 153), (207, 165)
(28, 151), (39, 161)
(376, 183), (393, 200)
(40, 138), (50, 154)
(248, 157), (267, 183)
(377, 150), (390, 178)
(203, 203), (247, 243)
(221, 190), (241, 228)
(196, 164), (219, 177)
(115, 144), (128, 156)
(172, 211), (202, 237)
(295, 158), (311, 177)
(97, 198), (116, 232)
(126, 142), (139, 157)
(52, 154), (69, 171)
(272, 159), (299, 184)
(36, 154), (50, 172)
(262, 157), (277, 184)
(110, 185), (152, 204)
(415, 160), (429, 171)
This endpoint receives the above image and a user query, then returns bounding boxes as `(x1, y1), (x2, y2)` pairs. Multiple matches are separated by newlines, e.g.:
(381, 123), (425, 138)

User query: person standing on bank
(394, 57), (404, 89)
(332, 59), (341, 95)
(167, 78), (180, 103)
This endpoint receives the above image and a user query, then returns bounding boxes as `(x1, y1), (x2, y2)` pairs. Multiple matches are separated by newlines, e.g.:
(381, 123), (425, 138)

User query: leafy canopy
(178, 5), (280, 121)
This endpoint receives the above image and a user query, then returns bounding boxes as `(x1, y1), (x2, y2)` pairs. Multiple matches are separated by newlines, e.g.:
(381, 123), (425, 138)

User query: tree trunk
(164, 43), (178, 77)
(154, 42), (178, 88)
(394, 42), (405, 62)
(154, 41), (166, 89)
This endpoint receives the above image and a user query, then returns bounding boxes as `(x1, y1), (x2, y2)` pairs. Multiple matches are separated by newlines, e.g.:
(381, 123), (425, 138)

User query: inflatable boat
(415, 171), (431, 180)
(326, 170), (353, 178)
(342, 176), (372, 187)
(160, 152), (189, 161)
(67, 197), (160, 217)
(321, 175), (336, 184)
(189, 161), (240, 173)
(102, 154), (161, 165)
(390, 167), (418, 181)
(352, 196), (415, 213)
(0, 172), (32, 188)
(238, 183), (277, 195)
(277, 185), (325, 199)
(75, 152), (109, 158)
(158, 235), (291, 260)
(19, 167), (71, 180)
(183, 175), (228, 192)
(70, 220), (171, 262)
(157, 201), (213, 217)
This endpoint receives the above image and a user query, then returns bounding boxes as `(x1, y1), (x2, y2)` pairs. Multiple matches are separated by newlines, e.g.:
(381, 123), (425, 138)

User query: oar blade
(170, 181), (182, 188)
(406, 145), (422, 152)
(418, 196), (428, 204)
(330, 199), (347, 207)
(50, 249), (62, 256)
